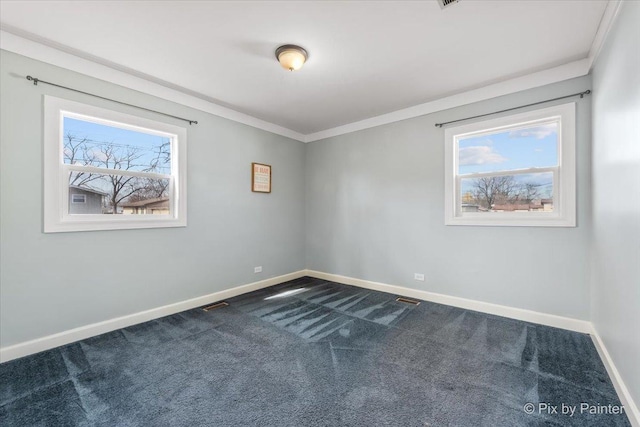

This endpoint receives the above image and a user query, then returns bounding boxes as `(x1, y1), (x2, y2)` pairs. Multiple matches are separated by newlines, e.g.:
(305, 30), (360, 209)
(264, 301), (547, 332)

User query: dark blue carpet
(0, 277), (631, 426)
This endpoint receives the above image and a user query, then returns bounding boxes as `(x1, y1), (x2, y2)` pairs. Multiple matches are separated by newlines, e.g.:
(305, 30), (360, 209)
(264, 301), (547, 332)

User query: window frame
(44, 96), (188, 233)
(444, 102), (576, 227)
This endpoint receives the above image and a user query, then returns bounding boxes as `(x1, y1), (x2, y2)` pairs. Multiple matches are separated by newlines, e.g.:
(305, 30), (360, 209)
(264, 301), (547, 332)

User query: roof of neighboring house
(492, 199), (554, 211)
(492, 204), (539, 211)
(121, 197), (170, 208)
(69, 185), (108, 196)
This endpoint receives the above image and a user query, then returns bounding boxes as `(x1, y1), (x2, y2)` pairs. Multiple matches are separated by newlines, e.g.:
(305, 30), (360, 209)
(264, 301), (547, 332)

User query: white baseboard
(303, 270), (592, 333)
(590, 328), (640, 427)
(0, 270), (306, 363)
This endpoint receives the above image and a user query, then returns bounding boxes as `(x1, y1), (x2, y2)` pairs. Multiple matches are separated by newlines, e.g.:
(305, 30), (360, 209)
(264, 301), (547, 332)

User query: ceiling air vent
(437, 0), (459, 9)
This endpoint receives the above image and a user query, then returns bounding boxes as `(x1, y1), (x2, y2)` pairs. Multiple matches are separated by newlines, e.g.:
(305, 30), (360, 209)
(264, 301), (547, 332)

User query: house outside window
(444, 103), (576, 227)
(44, 96), (187, 232)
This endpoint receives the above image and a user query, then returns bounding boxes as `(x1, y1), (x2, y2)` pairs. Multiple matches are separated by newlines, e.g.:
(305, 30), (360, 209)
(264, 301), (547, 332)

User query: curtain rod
(434, 90), (591, 128)
(26, 75), (198, 125)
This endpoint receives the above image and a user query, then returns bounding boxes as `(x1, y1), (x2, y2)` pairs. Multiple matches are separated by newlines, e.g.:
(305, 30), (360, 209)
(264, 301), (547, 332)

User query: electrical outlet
(254, 266), (263, 273)
(414, 273), (425, 281)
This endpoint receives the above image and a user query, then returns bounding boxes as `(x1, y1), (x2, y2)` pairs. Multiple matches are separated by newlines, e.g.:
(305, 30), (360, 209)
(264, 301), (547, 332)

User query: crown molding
(2, 5), (617, 145)
(587, 0), (623, 71)
(0, 26), (308, 142)
(305, 59), (590, 142)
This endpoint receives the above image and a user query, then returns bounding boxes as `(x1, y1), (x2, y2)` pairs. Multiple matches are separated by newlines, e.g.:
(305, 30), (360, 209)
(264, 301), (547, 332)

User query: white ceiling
(0, 1), (608, 135)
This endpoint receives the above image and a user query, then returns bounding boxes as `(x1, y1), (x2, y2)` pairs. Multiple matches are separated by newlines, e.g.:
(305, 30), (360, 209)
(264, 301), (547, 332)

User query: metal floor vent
(437, 0), (459, 9)
(202, 301), (229, 311)
(396, 297), (420, 306)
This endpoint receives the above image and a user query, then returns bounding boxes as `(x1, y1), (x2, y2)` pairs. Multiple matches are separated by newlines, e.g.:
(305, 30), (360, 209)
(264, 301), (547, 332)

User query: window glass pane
(458, 121), (558, 175)
(69, 172), (170, 215)
(460, 172), (553, 213)
(63, 117), (171, 174)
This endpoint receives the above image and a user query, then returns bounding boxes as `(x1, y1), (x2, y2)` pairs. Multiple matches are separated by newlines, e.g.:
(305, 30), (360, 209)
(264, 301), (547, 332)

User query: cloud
(459, 145), (508, 166)
(509, 123), (557, 139)
(87, 149), (109, 162)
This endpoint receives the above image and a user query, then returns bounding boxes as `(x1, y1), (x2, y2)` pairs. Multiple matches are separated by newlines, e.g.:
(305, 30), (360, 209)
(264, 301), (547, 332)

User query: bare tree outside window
(519, 182), (542, 203)
(470, 176), (519, 210)
(467, 175), (550, 211)
(64, 131), (171, 214)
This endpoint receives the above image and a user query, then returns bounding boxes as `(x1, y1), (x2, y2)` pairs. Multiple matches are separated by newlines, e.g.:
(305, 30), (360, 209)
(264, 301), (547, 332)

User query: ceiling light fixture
(275, 45), (308, 71)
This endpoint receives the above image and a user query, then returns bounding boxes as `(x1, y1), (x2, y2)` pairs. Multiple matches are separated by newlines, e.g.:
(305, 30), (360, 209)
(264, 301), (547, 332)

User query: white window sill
(44, 217), (187, 233)
(445, 214), (576, 227)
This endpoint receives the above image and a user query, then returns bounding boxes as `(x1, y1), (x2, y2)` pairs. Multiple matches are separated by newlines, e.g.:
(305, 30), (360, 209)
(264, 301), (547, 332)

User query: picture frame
(251, 162), (271, 193)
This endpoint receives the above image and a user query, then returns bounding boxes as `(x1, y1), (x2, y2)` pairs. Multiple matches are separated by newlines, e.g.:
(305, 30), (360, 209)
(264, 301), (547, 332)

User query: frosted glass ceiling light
(275, 45), (308, 71)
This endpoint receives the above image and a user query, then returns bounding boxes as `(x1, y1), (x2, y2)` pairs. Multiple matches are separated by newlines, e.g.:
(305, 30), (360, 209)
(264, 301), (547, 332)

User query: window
(44, 96), (187, 232)
(444, 103), (576, 227)
(71, 194), (86, 204)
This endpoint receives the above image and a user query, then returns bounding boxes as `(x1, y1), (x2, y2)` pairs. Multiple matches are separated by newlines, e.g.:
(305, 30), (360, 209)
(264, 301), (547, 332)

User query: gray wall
(306, 76), (592, 320)
(0, 50), (306, 348)
(591, 1), (640, 408)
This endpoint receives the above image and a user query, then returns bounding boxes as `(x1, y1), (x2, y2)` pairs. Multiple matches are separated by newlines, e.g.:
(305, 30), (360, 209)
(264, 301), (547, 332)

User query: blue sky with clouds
(63, 117), (171, 173)
(458, 122), (558, 175)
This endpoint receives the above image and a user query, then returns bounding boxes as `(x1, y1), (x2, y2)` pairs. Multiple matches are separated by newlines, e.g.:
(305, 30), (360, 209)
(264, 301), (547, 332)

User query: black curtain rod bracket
(434, 90), (591, 128)
(26, 75), (198, 125)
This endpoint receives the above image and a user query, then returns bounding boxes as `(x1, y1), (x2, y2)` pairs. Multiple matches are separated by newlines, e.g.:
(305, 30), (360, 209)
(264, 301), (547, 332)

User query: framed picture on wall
(252, 163), (271, 193)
